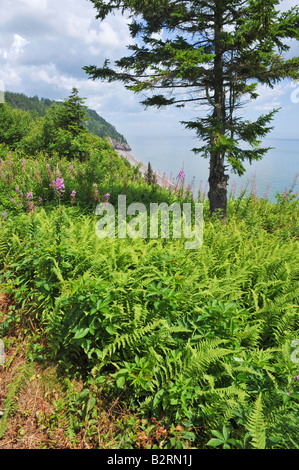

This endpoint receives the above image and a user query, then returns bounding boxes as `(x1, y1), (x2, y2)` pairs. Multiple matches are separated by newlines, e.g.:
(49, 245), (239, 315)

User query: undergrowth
(0, 188), (298, 449)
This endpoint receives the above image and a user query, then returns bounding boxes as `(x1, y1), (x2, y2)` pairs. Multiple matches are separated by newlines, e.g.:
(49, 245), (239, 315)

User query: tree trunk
(208, 152), (229, 217)
(208, 3), (228, 217)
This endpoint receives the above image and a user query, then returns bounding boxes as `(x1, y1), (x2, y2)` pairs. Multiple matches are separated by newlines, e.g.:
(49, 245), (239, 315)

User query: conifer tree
(41, 88), (90, 161)
(57, 87), (89, 137)
(84, 0), (299, 216)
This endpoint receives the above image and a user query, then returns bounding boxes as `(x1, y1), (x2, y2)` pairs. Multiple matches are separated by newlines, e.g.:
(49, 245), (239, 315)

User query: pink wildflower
(70, 190), (76, 206)
(55, 178), (65, 194)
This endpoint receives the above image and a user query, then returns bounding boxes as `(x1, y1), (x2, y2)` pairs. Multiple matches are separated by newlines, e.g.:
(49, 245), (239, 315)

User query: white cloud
(250, 83), (289, 111)
(0, 33), (29, 62)
(0, 0), (135, 102)
(0, 66), (22, 88)
(19, 0), (48, 10)
(11, 33), (30, 56)
(0, 0), (298, 145)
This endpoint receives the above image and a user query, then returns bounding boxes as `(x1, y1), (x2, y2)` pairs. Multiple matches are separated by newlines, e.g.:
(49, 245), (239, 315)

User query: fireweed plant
(0, 145), (196, 215)
(0, 146), (298, 449)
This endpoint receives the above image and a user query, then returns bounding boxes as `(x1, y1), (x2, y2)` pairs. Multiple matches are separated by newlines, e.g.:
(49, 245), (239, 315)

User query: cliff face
(108, 138), (131, 152)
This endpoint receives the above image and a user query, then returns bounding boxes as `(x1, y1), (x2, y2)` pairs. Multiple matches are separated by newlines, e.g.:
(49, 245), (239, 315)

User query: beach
(115, 149), (176, 190)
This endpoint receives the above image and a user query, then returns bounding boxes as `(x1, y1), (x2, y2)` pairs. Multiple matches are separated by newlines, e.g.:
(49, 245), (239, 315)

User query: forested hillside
(4, 91), (129, 147)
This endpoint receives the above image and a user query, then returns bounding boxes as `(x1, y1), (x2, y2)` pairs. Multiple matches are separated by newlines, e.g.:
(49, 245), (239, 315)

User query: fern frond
(51, 257), (65, 282)
(101, 320), (159, 361)
(154, 348), (187, 386)
(184, 338), (231, 379)
(246, 394), (266, 449)
(44, 294), (67, 357)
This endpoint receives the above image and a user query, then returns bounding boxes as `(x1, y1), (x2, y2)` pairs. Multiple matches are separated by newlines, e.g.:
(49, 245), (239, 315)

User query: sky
(1, 0), (299, 159)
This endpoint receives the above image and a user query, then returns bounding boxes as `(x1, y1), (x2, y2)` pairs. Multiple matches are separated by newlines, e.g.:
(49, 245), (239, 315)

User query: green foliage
(85, 108), (128, 143)
(4, 91), (53, 116)
(1, 189), (298, 448)
(18, 88), (90, 161)
(0, 145), (192, 218)
(207, 425), (242, 449)
(4, 90), (129, 147)
(0, 97), (298, 448)
(56, 87), (89, 136)
(0, 103), (33, 148)
(246, 394), (266, 449)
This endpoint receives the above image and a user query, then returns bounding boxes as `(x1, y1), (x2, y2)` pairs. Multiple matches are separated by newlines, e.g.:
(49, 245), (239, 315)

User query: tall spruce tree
(84, 0), (299, 216)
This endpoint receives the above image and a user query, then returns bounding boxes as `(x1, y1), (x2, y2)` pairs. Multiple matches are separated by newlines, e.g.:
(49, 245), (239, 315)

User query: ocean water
(128, 136), (299, 202)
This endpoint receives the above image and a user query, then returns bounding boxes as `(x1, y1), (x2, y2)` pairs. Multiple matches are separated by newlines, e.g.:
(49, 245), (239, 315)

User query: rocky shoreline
(108, 138), (132, 152)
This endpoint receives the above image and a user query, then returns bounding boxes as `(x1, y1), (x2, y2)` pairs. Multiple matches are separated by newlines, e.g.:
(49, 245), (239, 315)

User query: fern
(101, 320), (160, 361)
(183, 338), (232, 378)
(1, 198), (298, 446)
(154, 348), (187, 387)
(267, 404), (299, 449)
(246, 394), (266, 449)
(44, 294), (67, 358)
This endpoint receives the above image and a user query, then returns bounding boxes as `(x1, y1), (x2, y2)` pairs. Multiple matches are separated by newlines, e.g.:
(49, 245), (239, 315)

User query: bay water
(128, 135), (299, 202)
